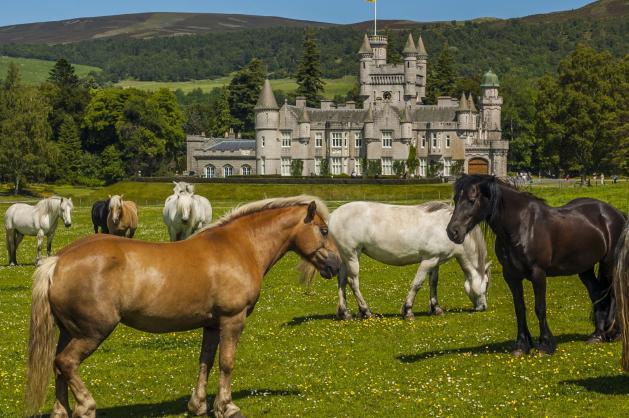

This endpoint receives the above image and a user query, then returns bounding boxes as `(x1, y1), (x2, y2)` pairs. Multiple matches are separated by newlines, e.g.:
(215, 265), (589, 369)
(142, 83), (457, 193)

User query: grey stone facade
(187, 33), (508, 178)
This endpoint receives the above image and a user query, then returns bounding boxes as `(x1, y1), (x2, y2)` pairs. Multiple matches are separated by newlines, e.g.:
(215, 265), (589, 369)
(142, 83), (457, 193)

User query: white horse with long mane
(4, 196), (73, 265)
(163, 182), (212, 241)
(329, 201), (490, 319)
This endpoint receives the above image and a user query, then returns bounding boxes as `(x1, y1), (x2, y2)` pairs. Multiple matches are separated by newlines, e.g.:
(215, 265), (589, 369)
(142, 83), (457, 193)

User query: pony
(4, 196), (73, 265)
(613, 220), (629, 371)
(172, 181), (212, 229)
(24, 196), (341, 418)
(329, 201), (490, 320)
(163, 189), (200, 241)
(447, 175), (627, 356)
(90, 198), (110, 234)
(106, 194), (138, 238)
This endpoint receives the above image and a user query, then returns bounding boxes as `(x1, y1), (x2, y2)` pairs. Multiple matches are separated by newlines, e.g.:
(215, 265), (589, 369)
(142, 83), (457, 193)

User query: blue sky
(0, 0), (594, 27)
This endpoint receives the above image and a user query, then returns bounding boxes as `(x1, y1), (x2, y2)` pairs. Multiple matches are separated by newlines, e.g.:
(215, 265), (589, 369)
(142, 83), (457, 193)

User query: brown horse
(106, 194), (138, 238)
(25, 196), (341, 418)
(614, 220), (629, 371)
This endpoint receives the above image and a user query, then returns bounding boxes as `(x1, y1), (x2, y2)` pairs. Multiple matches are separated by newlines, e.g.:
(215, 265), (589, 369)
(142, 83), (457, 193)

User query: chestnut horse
(25, 196), (340, 418)
(447, 175), (626, 356)
(614, 220), (629, 371)
(106, 194), (138, 238)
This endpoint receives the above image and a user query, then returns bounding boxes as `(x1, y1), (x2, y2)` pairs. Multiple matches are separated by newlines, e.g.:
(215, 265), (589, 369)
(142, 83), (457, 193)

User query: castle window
(355, 132), (363, 149)
(315, 132), (323, 148)
(419, 158), (427, 177)
(382, 131), (392, 148)
(241, 165), (252, 176)
(261, 136), (265, 147)
(331, 132), (343, 148)
(281, 131), (292, 148)
(354, 159), (362, 176)
(314, 157), (322, 175)
(421, 134), (426, 148)
(260, 158), (266, 175)
(331, 157), (342, 175)
(432, 133), (437, 148)
(443, 158), (452, 176)
(381, 157), (393, 175)
(383, 91), (392, 101)
(446, 135), (451, 148)
(281, 157), (291, 176)
(223, 165), (233, 177)
(205, 165), (215, 178)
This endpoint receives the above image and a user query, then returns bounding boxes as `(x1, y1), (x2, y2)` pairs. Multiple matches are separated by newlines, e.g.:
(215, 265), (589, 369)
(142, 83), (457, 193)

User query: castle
(187, 33), (508, 178)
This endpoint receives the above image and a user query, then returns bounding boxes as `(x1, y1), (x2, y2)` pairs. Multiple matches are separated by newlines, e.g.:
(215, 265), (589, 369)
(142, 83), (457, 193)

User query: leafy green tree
(393, 160), (406, 177)
(385, 29), (402, 65)
(426, 42), (458, 104)
(290, 159), (304, 176)
(406, 144), (419, 175)
(49, 58), (79, 88)
(56, 115), (84, 183)
(228, 58), (266, 136)
(611, 55), (629, 174)
(320, 159), (330, 176)
(213, 86), (234, 137)
(296, 29), (325, 107)
(99, 145), (125, 184)
(366, 160), (382, 177)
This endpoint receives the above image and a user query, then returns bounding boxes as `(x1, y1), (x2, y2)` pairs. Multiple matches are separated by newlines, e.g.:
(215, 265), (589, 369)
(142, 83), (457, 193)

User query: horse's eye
(320, 227), (328, 237)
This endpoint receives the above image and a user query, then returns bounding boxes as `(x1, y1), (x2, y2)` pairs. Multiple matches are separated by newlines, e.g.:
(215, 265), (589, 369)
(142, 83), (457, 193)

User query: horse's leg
(504, 272), (533, 356)
(55, 336), (105, 418)
(51, 328), (71, 418)
(598, 261), (619, 340)
(578, 268), (607, 342)
(188, 327), (220, 416)
(128, 228), (136, 239)
(531, 268), (556, 354)
(213, 311), (246, 418)
(46, 231), (55, 257)
(336, 263), (352, 320)
(428, 266), (444, 316)
(35, 230), (44, 265)
(6, 228), (16, 266)
(13, 232), (24, 266)
(345, 254), (373, 319)
(401, 258), (437, 319)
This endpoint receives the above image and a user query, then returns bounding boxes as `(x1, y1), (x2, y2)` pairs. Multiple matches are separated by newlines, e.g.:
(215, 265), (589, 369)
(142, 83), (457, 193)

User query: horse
(90, 199), (110, 234)
(446, 174), (627, 356)
(24, 196), (341, 418)
(106, 194), (138, 238)
(329, 201), (490, 320)
(613, 220), (629, 371)
(163, 189), (201, 241)
(4, 196), (73, 265)
(172, 181), (212, 229)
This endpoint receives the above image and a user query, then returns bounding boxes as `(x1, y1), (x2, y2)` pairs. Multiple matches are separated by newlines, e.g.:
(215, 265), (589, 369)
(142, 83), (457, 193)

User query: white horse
(4, 196), (73, 265)
(163, 182), (212, 241)
(329, 201), (491, 320)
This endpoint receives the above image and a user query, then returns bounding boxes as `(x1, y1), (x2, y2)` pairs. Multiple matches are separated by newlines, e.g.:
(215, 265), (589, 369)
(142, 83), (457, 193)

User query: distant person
(600, 173), (605, 185)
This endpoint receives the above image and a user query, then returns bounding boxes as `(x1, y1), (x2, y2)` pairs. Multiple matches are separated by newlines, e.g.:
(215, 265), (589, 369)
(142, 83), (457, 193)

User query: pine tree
(385, 29), (402, 64)
(228, 58), (266, 136)
(213, 87), (233, 137)
(49, 58), (79, 88)
(426, 42), (458, 104)
(57, 116), (84, 183)
(406, 143), (419, 175)
(296, 29), (325, 107)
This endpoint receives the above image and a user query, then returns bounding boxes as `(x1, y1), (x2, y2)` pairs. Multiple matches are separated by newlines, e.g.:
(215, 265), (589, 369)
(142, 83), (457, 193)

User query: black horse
(446, 175), (627, 356)
(91, 199), (110, 234)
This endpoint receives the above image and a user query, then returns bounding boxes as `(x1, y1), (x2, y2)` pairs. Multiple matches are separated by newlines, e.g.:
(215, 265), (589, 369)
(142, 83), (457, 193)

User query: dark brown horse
(25, 196), (341, 418)
(446, 175), (626, 356)
(613, 220), (629, 371)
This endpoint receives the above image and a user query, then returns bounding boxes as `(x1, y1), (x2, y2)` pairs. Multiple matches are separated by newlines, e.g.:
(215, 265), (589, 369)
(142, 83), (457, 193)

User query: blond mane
(193, 195), (330, 235)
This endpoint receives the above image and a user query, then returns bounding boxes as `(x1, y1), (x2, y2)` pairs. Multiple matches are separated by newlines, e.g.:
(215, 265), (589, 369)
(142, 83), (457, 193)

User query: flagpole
(374, 0), (377, 35)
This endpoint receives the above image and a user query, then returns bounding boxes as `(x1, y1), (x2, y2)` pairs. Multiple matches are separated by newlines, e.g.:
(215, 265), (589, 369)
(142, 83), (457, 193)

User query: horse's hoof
(512, 348), (527, 357)
(475, 304), (487, 312)
(403, 311), (415, 320)
(187, 398), (207, 416)
(358, 310), (374, 319)
(430, 306), (444, 316)
(586, 334), (604, 344)
(336, 311), (352, 320)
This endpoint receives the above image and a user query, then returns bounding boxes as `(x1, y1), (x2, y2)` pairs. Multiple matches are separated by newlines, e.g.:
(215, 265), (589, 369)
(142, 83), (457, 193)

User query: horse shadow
(95, 388), (300, 417)
(560, 375), (629, 395)
(396, 333), (588, 363)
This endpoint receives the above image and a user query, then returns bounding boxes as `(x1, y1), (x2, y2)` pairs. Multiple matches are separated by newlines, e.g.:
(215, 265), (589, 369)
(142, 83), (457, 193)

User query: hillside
(0, 56), (100, 84)
(0, 12), (332, 45)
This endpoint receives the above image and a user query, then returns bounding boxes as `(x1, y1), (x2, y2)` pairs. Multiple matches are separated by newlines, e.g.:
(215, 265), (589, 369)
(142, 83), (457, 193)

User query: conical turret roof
(457, 92), (469, 112)
(298, 108), (310, 123)
(255, 79), (279, 110)
(403, 33), (417, 55)
(358, 34), (373, 55)
(364, 103), (374, 123)
(400, 105), (413, 123)
(417, 35), (427, 56)
(467, 93), (477, 112)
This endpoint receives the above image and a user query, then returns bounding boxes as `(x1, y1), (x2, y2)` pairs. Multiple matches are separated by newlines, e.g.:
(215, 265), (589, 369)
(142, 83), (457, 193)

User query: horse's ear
(304, 201), (317, 224)
(173, 181), (178, 186)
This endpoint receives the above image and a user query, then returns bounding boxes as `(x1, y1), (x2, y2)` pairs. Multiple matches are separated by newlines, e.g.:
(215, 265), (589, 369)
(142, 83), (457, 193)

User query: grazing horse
(329, 201), (490, 320)
(106, 195), (138, 238)
(24, 196), (340, 418)
(163, 189), (200, 241)
(4, 196), (73, 265)
(90, 199), (110, 234)
(172, 181), (212, 229)
(446, 175), (626, 356)
(613, 221), (629, 371)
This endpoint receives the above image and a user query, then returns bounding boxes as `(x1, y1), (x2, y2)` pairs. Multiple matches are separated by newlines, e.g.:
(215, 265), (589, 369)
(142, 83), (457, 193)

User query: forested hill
(0, 0), (627, 82)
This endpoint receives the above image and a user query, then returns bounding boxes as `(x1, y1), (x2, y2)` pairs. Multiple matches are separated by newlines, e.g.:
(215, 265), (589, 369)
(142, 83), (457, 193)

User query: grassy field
(0, 56), (101, 85)
(1, 181), (629, 417)
(116, 75), (356, 99)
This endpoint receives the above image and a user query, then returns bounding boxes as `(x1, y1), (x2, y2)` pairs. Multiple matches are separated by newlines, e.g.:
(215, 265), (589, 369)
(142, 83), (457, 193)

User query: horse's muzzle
(446, 225), (465, 244)
(64, 223), (72, 228)
(320, 253), (341, 279)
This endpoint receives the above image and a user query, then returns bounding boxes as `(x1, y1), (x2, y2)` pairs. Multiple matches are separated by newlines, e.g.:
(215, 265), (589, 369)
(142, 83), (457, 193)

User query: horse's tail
(24, 256), (59, 416)
(613, 221), (629, 372)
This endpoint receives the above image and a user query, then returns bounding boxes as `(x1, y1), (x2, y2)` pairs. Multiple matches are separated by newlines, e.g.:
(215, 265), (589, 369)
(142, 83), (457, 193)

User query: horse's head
(447, 175), (498, 244)
(176, 190), (194, 225)
(173, 181), (194, 195)
(109, 195), (123, 224)
(294, 201), (341, 282)
(59, 197), (74, 228)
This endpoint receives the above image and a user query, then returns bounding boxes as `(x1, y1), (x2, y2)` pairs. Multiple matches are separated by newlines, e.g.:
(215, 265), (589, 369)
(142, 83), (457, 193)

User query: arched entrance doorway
(467, 158), (489, 175)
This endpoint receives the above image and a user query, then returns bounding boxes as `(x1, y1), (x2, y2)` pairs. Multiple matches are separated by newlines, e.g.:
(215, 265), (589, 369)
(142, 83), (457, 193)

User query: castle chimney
(296, 96), (306, 108)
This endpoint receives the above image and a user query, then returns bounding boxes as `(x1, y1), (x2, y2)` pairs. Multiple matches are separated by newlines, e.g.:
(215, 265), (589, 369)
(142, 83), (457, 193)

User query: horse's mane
(35, 196), (63, 214)
(416, 201), (451, 213)
(193, 195), (330, 235)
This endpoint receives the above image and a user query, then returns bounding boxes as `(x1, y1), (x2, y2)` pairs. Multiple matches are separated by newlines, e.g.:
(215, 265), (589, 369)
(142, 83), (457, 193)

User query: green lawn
(1, 182), (628, 417)
(0, 56), (101, 85)
(116, 75), (357, 99)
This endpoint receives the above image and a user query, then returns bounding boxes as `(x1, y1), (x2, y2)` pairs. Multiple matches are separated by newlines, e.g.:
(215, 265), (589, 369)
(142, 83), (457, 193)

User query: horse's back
(123, 201), (139, 227)
(4, 203), (36, 230)
(194, 195), (212, 224)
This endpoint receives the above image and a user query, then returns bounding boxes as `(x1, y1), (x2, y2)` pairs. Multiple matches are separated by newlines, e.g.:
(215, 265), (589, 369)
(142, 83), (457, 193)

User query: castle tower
(402, 33), (417, 101)
(480, 70), (503, 140)
(254, 79), (279, 175)
(369, 34), (388, 66)
(358, 34), (374, 102)
(416, 35), (428, 101)
(456, 92), (470, 129)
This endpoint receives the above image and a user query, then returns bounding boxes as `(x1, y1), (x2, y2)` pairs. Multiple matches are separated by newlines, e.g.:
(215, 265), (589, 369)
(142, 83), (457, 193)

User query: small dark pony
(447, 175), (627, 356)
(91, 199), (110, 234)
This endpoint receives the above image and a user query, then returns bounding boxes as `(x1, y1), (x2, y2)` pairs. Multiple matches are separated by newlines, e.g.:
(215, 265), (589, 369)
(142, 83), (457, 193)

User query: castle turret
(480, 70), (502, 138)
(403, 33), (417, 100)
(400, 105), (413, 140)
(456, 92), (470, 128)
(369, 34), (388, 66)
(298, 109), (310, 140)
(416, 35), (428, 101)
(358, 34), (374, 102)
(363, 103), (375, 143)
(255, 79), (280, 175)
